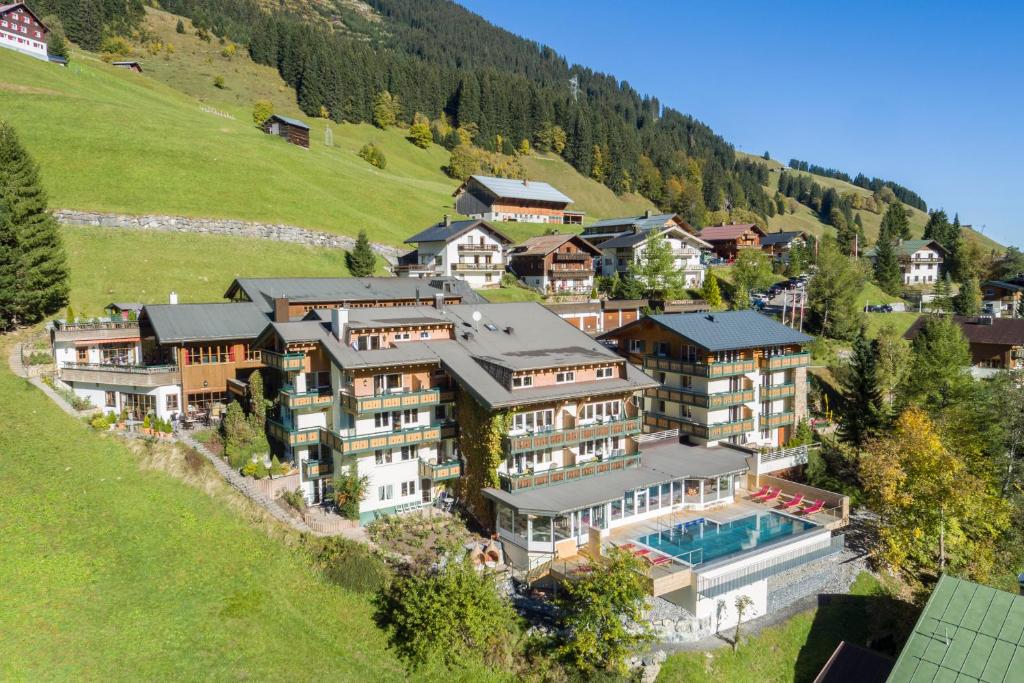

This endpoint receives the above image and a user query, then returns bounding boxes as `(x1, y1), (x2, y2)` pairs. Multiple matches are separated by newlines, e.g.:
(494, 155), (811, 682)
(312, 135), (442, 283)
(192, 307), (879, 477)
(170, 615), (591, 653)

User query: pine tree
(627, 230), (684, 299)
(346, 229), (377, 277)
(931, 273), (954, 314)
(176, 18), (185, 34)
(904, 315), (972, 411)
(879, 202), (910, 242)
(953, 274), (982, 316)
(700, 273), (723, 309)
(0, 121), (68, 328)
(872, 236), (903, 295)
(837, 330), (885, 447)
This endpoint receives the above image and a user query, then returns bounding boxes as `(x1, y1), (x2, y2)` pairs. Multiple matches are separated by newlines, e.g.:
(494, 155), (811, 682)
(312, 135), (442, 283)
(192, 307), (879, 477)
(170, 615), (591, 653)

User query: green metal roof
(887, 575), (1024, 683)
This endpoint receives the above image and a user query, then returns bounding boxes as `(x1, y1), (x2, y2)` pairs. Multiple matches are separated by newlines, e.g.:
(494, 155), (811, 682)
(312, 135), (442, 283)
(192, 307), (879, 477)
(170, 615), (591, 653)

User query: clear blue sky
(459, 0), (1022, 248)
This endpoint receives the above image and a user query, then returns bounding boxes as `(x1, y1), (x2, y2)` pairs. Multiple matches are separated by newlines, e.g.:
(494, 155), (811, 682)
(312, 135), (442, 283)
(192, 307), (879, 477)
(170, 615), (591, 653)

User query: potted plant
(142, 414), (152, 435)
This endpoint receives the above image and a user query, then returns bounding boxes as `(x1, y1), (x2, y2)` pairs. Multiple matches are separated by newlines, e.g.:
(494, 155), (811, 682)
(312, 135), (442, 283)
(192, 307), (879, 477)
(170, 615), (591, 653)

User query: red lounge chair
(649, 555), (672, 566)
(761, 488), (781, 503)
(749, 484), (772, 500)
(634, 548), (651, 557)
(797, 499), (826, 516)
(779, 493), (804, 510)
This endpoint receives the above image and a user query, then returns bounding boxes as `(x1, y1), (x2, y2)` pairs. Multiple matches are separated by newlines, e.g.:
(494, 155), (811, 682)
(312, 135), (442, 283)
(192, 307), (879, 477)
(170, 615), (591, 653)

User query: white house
(396, 216), (513, 289)
(598, 225), (711, 289)
(867, 239), (947, 286)
(453, 175), (582, 225)
(0, 3), (48, 61)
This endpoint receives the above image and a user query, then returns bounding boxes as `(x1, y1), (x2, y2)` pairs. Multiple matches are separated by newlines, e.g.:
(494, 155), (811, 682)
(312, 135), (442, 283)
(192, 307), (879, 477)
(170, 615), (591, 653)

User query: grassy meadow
(0, 351), (413, 681)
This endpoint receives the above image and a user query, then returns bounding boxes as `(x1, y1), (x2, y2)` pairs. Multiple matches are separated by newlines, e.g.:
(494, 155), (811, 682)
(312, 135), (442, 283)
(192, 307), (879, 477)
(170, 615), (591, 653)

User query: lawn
(0, 351), (411, 681)
(864, 311), (920, 339)
(478, 286), (546, 303)
(658, 572), (913, 683)
(61, 227), (371, 314)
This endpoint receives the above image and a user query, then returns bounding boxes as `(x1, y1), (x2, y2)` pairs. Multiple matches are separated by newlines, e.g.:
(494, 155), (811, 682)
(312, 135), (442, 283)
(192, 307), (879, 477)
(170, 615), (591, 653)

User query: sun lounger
(749, 484), (771, 500)
(649, 555), (673, 566)
(797, 499), (826, 515)
(778, 493), (804, 510)
(760, 488), (781, 503)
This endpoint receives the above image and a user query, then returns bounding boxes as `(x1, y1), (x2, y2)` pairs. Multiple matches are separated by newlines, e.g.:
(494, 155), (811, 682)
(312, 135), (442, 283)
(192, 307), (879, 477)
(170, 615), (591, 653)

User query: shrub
(252, 100), (274, 127)
(220, 43), (236, 59)
(176, 18), (185, 33)
(99, 35), (131, 61)
(26, 351), (51, 365)
(241, 458), (268, 479)
(213, 75), (225, 89)
(333, 466), (369, 520)
(183, 447), (206, 474)
(269, 455), (289, 476)
(358, 143), (387, 169)
(90, 412), (115, 431)
(407, 122), (432, 149)
(280, 487), (306, 514)
(312, 536), (391, 594)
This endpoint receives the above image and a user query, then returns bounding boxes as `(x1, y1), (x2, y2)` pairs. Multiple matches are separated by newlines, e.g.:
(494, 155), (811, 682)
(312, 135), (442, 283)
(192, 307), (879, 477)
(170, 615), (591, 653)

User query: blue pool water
(636, 512), (817, 565)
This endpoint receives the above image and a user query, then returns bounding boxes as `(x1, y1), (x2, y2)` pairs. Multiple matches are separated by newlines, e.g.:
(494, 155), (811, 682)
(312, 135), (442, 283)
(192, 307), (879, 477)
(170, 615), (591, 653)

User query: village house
(600, 310), (811, 448)
(866, 238), (947, 286)
(507, 233), (600, 295)
(453, 175), (583, 225)
(261, 114), (310, 148)
(759, 229), (807, 263)
(580, 211), (695, 247)
(595, 225), (710, 288)
(697, 223), (766, 260)
(397, 216), (513, 289)
(982, 279), (1024, 318)
(544, 299), (707, 336)
(905, 314), (1024, 372)
(0, 2), (48, 61)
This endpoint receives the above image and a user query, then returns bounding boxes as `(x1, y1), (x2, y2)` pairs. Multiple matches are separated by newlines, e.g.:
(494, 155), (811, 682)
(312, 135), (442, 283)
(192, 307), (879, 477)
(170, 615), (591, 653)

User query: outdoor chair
(778, 493), (804, 510)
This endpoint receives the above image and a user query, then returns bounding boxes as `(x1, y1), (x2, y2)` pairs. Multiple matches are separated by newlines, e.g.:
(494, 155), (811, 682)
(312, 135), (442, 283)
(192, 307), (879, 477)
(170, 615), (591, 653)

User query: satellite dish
(471, 311), (482, 323)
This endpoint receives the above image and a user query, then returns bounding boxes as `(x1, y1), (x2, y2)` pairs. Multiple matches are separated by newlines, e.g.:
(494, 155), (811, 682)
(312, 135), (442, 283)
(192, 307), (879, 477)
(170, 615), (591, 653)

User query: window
(186, 345), (232, 365)
(401, 480), (416, 496)
(628, 339), (645, 353)
(580, 400), (621, 423)
(419, 331), (430, 339)
(77, 347), (88, 361)
(375, 449), (394, 465)
(374, 412), (391, 428)
(378, 485), (394, 501)
(166, 393), (179, 412)
(373, 373), (402, 394)
(595, 366), (614, 379)
(393, 332), (411, 342)
(357, 335), (381, 351)
(511, 409), (553, 433)
(655, 341), (671, 357)
(402, 409), (417, 426)
(511, 375), (533, 388)
(245, 345), (260, 361)
(101, 343), (132, 364)
(555, 371), (575, 384)
(105, 391), (116, 408)
(186, 391), (227, 410)
(400, 445), (417, 461)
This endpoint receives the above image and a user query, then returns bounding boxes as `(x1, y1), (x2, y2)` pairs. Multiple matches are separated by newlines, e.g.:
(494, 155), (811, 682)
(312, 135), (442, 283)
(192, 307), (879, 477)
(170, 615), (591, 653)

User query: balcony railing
(553, 251), (588, 262)
(457, 243), (499, 253)
(280, 386), (334, 411)
(504, 416), (643, 455)
(762, 352), (810, 371)
(341, 387), (447, 414)
(646, 386), (754, 409)
(59, 361), (180, 388)
(761, 412), (796, 429)
(53, 318), (139, 332)
(267, 419), (322, 448)
(549, 267), (592, 279)
(644, 355), (756, 378)
(499, 450), (641, 492)
(761, 383), (796, 400)
(60, 361), (176, 375)
(451, 262), (504, 272)
(302, 459), (333, 479)
(418, 458), (462, 482)
(320, 422), (443, 457)
(262, 349), (305, 372)
(643, 412), (754, 440)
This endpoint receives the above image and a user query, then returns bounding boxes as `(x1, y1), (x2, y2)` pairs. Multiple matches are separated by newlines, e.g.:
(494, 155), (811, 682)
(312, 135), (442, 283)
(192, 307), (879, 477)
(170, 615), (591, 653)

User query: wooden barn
(111, 60), (143, 73)
(262, 114), (310, 149)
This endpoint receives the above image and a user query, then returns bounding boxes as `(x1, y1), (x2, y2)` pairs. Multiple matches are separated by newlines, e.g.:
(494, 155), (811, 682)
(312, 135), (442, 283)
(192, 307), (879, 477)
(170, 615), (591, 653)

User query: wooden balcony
(552, 251), (588, 262)
(498, 451), (642, 492)
(457, 243), (500, 253)
(451, 262), (505, 273)
(302, 459), (333, 479)
(59, 362), (179, 388)
(761, 412), (796, 428)
(341, 387), (449, 415)
(644, 355), (756, 378)
(548, 267), (592, 279)
(761, 383), (796, 400)
(267, 420), (321, 447)
(321, 423), (443, 457)
(262, 349), (305, 372)
(646, 386), (754, 409)
(761, 352), (810, 371)
(280, 387), (334, 411)
(643, 412), (754, 440)
(418, 458), (462, 482)
(504, 416), (642, 455)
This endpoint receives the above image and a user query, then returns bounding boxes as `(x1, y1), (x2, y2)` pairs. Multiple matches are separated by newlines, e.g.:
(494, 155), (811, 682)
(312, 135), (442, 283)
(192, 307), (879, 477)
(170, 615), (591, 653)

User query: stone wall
(55, 210), (402, 265)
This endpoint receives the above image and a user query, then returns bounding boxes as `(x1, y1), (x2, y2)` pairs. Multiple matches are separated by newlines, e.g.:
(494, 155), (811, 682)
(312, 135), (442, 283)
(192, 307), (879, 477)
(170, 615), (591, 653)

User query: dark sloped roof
(267, 114), (309, 130)
(586, 212), (679, 231)
(461, 175), (573, 204)
(143, 303), (269, 343)
(760, 230), (806, 247)
(106, 302), (144, 313)
(983, 280), (1024, 293)
(224, 277), (483, 314)
(599, 226), (712, 250)
(405, 218), (513, 245)
(698, 223), (766, 241)
(887, 575), (1024, 683)
(604, 310), (811, 351)
(510, 233), (601, 257)
(814, 641), (893, 683)
(905, 315), (1024, 347)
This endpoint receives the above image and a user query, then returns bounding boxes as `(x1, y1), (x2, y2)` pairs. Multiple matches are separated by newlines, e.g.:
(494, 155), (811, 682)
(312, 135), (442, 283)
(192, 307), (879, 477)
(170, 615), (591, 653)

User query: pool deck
(549, 487), (843, 597)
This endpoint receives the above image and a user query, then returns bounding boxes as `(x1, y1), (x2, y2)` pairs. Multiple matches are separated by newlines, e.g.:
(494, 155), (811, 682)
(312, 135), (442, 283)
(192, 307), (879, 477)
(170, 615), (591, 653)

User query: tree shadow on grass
(792, 593), (918, 683)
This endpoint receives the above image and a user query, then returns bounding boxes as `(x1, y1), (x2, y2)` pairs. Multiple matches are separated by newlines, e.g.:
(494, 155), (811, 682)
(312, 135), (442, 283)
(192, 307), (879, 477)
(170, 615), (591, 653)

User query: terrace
(644, 355), (756, 378)
(761, 351), (810, 371)
(58, 361), (180, 388)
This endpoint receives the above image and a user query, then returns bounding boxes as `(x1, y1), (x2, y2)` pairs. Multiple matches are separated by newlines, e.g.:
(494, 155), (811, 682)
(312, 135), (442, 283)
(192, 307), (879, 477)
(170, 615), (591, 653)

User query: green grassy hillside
(740, 153), (1002, 253)
(0, 15), (650, 249)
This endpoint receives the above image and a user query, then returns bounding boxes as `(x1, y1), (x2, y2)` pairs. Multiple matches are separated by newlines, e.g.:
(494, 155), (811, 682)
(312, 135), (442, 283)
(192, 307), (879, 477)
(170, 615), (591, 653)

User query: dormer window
(595, 366), (614, 379)
(555, 371), (575, 384)
(393, 332), (411, 342)
(512, 375), (533, 388)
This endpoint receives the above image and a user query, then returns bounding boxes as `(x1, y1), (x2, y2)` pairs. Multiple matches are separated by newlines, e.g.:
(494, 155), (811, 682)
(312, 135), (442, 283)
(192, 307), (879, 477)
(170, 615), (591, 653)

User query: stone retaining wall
(55, 210), (402, 264)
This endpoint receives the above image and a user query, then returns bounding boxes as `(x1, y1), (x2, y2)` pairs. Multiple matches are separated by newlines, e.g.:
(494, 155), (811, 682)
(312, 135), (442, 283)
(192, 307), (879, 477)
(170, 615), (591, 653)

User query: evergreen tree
(879, 202), (911, 242)
(700, 273), (723, 309)
(807, 238), (865, 341)
(627, 230), (684, 299)
(953, 274), (982, 316)
(872, 235), (903, 294)
(837, 330), (886, 447)
(0, 121), (68, 328)
(903, 315), (972, 412)
(930, 273), (954, 314)
(176, 18), (185, 33)
(346, 229), (377, 277)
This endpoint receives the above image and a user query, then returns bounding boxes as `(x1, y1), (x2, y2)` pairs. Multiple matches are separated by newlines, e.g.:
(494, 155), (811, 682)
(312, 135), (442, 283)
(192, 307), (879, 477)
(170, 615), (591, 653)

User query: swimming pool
(635, 511), (818, 565)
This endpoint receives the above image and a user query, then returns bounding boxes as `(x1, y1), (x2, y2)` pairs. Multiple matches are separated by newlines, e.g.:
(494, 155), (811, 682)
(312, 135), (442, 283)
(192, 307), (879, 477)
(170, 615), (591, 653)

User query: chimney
(331, 308), (348, 341)
(273, 297), (290, 322)
(443, 214), (451, 227)
(434, 292), (445, 311)
(169, 291), (178, 305)
(522, 178), (529, 186)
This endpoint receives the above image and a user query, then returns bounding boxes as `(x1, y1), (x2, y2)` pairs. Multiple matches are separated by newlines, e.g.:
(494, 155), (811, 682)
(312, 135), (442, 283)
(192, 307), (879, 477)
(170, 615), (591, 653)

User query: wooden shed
(262, 114), (310, 149)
